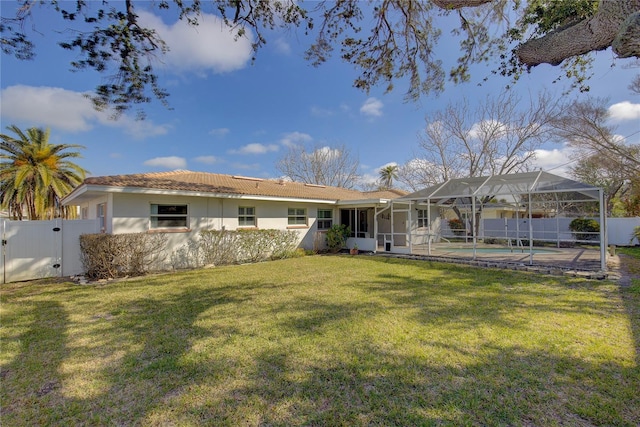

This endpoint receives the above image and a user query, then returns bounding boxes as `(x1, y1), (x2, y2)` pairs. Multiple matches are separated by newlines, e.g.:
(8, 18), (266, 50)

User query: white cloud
(280, 131), (313, 147)
(209, 128), (230, 137)
(377, 162), (398, 171)
(1, 85), (100, 132)
(273, 38), (291, 55)
(229, 143), (279, 155)
(468, 120), (508, 139)
(310, 106), (335, 117)
(118, 116), (171, 139)
(138, 11), (253, 74)
(194, 155), (221, 164)
(530, 148), (573, 177)
(144, 156), (187, 169)
(232, 162), (261, 170)
(0, 85), (169, 139)
(608, 101), (640, 122)
(360, 97), (384, 117)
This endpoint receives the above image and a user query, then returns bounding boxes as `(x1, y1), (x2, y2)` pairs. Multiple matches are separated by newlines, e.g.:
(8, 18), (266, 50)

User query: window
(288, 208), (307, 226)
(238, 206), (256, 227)
(150, 204), (188, 229)
(317, 209), (333, 230)
(417, 209), (428, 228)
(97, 203), (106, 232)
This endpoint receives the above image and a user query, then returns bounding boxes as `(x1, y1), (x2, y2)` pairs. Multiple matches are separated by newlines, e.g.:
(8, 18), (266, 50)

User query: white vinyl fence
(440, 217), (640, 246)
(1, 219), (99, 284)
(608, 217), (640, 246)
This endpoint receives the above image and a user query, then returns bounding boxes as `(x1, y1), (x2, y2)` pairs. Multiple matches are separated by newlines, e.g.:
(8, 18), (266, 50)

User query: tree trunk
(517, 0), (640, 67)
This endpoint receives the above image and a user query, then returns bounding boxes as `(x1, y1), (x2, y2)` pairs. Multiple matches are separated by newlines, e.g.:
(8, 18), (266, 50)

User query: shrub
(569, 218), (600, 241)
(631, 226), (640, 245)
(447, 218), (466, 236)
(325, 224), (351, 253)
(80, 233), (167, 280)
(197, 229), (300, 266)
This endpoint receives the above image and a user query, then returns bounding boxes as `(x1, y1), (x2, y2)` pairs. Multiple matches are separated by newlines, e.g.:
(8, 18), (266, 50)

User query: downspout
(220, 199), (224, 230)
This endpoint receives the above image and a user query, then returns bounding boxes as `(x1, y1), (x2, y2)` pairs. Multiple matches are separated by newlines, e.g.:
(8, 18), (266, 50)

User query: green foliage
(632, 226), (640, 245)
(448, 218), (466, 235)
(0, 125), (87, 220)
(2, 0), (623, 115)
(79, 233), (167, 279)
(325, 224), (351, 253)
(569, 218), (600, 241)
(520, 0), (598, 35)
(171, 229), (300, 269)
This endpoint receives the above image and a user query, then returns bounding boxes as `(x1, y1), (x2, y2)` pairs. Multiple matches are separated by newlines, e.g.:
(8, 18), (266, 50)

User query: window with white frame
(417, 209), (428, 228)
(238, 206), (256, 227)
(288, 207), (307, 226)
(317, 209), (333, 230)
(150, 204), (188, 229)
(97, 203), (106, 232)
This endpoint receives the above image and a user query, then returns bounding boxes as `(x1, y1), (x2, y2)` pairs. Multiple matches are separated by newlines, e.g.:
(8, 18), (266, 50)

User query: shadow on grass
(199, 339), (639, 426)
(1, 257), (638, 426)
(0, 300), (70, 424)
(0, 282), (251, 425)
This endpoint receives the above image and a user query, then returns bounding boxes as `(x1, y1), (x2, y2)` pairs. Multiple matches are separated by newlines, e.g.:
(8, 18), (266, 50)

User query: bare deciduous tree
(570, 153), (628, 216)
(400, 90), (562, 190)
(276, 143), (360, 189)
(398, 90), (562, 234)
(550, 97), (640, 176)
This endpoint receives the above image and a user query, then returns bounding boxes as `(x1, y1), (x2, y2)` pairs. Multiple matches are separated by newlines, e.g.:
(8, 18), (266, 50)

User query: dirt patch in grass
(613, 248), (640, 286)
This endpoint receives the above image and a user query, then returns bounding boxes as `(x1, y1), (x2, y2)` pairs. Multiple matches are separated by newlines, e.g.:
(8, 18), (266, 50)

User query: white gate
(1, 219), (100, 284)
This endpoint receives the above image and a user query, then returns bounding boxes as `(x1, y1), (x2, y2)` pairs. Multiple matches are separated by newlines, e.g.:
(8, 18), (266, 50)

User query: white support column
(599, 188), (607, 272)
(408, 200), (413, 253)
(528, 192), (534, 265)
(472, 197), (477, 259)
(427, 199), (432, 255)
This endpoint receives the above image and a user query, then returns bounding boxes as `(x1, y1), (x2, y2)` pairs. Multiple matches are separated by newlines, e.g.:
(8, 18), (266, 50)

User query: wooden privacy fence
(1, 219), (99, 284)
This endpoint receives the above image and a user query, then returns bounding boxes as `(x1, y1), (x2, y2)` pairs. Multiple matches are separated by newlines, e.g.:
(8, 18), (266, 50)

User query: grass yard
(1, 255), (639, 426)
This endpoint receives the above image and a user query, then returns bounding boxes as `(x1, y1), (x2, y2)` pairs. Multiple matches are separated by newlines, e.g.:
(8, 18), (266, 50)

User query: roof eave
(62, 184), (340, 205)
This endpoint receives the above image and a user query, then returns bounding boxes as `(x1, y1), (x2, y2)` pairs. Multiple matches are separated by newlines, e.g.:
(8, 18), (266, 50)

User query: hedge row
(81, 229), (301, 280)
(171, 229), (300, 269)
(79, 233), (167, 280)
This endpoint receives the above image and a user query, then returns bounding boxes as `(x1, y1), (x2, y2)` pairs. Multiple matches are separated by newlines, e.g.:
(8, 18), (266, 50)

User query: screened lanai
(392, 171), (607, 272)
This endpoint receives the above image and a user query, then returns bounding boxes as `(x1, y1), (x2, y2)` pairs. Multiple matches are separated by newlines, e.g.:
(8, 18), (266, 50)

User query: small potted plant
(350, 243), (359, 255)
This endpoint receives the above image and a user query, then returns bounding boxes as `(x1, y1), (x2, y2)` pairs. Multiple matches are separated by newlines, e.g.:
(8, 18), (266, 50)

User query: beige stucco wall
(75, 192), (337, 253)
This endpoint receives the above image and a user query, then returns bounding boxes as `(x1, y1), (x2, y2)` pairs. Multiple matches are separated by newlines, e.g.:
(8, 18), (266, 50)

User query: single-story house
(57, 169), (611, 273)
(61, 170), (420, 260)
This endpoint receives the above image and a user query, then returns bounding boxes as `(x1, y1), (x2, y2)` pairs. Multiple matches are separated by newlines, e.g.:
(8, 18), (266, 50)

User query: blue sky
(1, 2), (639, 187)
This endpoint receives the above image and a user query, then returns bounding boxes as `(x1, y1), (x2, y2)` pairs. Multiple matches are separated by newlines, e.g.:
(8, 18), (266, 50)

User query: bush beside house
(81, 229), (301, 280)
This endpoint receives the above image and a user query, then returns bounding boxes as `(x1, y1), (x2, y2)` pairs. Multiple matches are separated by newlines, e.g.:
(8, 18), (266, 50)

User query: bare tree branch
(276, 143), (360, 189)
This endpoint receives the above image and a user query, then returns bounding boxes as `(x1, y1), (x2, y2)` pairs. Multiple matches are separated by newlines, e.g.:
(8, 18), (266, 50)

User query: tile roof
(81, 170), (407, 202)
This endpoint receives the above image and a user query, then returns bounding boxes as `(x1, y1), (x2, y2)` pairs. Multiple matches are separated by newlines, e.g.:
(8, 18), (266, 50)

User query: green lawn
(1, 256), (639, 426)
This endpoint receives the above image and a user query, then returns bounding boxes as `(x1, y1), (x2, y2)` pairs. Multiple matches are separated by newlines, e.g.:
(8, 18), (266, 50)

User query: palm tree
(1, 125), (88, 220)
(379, 164), (399, 190)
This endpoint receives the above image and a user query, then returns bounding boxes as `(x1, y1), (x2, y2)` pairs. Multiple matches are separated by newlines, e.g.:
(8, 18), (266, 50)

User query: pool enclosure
(383, 171), (607, 272)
